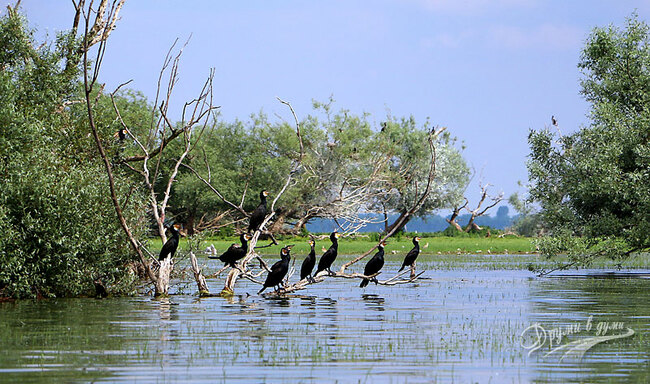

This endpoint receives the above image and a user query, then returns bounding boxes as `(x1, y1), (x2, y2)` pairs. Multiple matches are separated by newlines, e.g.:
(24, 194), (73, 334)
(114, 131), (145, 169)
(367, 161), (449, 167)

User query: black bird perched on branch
(114, 128), (126, 141)
(300, 239), (316, 282)
(360, 241), (386, 288)
(210, 233), (252, 267)
(158, 223), (182, 261)
(258, 245), (292, 294)
(315, 231), (340, 276)
(399, 236), (421, 272)
(248, 190), (269, 233)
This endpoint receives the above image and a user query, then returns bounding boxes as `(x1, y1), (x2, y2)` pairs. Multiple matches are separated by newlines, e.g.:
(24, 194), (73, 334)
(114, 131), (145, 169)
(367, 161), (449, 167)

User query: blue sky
(9, 1), (650, 212)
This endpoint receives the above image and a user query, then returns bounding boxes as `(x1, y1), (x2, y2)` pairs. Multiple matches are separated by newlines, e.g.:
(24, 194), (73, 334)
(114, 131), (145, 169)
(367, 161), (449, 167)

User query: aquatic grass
(185, 252), (649, 279)
(0, 262), (648, 383)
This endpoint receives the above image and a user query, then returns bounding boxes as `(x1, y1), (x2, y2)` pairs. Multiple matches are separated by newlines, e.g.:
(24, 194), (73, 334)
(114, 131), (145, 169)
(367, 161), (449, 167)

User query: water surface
(0, 259), (648, 383)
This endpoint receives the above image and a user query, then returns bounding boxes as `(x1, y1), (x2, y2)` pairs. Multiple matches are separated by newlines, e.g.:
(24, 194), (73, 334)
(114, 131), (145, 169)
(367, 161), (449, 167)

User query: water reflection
(264, 296), (291, 308)
(527, 274), (650, 383)
(156, 297), (174, 321)
(0, 262), (647, 383)
(221, 293), (251, 305)
(298, 295), (317, 307)
(361, 294), (385, 311)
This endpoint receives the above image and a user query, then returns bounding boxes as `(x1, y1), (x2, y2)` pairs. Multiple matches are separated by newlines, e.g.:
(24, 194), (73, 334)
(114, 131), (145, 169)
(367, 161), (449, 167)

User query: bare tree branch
(80, 0), (158, 289)
(464, 182), (504, 232)
(339, 127), (443, 273)
(219, 98), (306, 295)
(180, 163), (250, 217)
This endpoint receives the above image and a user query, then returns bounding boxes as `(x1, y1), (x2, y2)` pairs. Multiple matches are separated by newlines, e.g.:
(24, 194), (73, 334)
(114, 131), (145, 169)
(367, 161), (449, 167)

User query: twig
(378, 271), (426, 286)
(180, 162), (249, 217)
(256, 256), (272, 273)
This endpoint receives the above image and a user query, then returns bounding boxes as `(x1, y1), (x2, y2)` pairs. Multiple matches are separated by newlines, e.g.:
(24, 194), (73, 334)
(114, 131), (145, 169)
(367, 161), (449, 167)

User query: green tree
(527, 13), (650, 270)
(379, 116), (470, 233)
(507, 192), (543, 237)
(172, 115), (298, 234)
(0, 10), (145, 298)
(176, 98), (470, 235)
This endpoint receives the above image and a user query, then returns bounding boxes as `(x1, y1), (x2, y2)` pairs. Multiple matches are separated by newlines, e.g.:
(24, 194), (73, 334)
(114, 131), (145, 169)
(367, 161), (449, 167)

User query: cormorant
(114, 128), (126, 141)
(300, 239), (316, 282)
(209, 233), (252, 267)
(248, 190), (269, 233)
(314, 231), (340, 276)
(360, 241), (386, 288)
(258, 245), (292, 294)
(158, 223), (181, 261)
(399, 236), (421, 272)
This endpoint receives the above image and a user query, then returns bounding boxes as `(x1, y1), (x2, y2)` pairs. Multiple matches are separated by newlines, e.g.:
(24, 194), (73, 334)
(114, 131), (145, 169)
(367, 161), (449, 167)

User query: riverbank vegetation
(0, 8), (145, 298)
(150, 234), (536, 256)
(1, 2), (648, 299)
(527, 13), (650, 273)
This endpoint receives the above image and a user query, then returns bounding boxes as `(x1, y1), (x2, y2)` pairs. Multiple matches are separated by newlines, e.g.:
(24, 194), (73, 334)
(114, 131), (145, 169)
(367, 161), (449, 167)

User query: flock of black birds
(157, 191), (422, 294)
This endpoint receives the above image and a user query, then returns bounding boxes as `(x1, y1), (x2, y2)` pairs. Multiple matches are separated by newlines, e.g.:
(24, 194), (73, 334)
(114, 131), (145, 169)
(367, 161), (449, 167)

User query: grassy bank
(148, 235), (535, 256)
(147, 235), (650, 271)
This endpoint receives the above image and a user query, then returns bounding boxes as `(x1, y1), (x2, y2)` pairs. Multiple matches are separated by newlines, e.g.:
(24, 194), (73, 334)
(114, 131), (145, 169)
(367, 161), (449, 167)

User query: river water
(0, 259), (648, 383)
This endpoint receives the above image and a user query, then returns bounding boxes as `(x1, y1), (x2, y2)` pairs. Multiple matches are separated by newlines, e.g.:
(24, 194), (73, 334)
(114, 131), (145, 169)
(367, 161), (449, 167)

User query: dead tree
(446, 198), (468, 231)
(110, 48), (216, 294)
(80, 0), (216, 296)
(247, 127), (444, 296)
(79, 0), (160, 290)
(113, 42), (217, 243)
(186, 101), (428, 296)
(464, 183), (504, 232)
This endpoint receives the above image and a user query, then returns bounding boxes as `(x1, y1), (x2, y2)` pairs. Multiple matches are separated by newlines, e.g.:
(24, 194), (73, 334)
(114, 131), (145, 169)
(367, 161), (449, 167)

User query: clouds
(412, 0), (583, 52)
(412, 0), (538, 13)
(487, 24), (584, 51)
(421, 31), (472, 49)
(423, 23), (583, 52)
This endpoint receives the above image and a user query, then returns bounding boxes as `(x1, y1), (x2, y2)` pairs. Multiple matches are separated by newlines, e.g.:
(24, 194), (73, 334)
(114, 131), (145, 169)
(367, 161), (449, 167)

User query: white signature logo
(520, 315), (635, 361)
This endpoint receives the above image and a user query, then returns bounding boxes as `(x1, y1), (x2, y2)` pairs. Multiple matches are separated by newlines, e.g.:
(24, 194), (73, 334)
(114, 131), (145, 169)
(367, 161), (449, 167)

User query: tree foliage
(377, 115), (469, 233)
(174, 99), (469, 234)
(528, 13), (650, 268)
(0, 11), (145, 298)
(0, 7), (471, 298)
(507, 192), (544, 237)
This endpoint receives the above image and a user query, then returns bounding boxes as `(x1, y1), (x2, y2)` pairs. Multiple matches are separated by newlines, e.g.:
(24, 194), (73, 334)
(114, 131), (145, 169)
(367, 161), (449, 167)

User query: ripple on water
(0, 263), (648, 383)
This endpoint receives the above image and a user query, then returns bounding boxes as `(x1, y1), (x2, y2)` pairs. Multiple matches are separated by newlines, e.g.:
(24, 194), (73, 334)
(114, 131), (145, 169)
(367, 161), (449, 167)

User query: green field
(147, 235), (650, 271)
(147, 235), (537, 257)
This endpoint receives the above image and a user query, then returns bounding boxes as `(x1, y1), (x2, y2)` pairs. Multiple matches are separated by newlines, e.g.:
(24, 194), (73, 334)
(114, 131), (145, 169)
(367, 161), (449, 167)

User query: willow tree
(378, 117), (470, 234)
(0, 2), (146, 298)
(528, 13), (650, 273)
